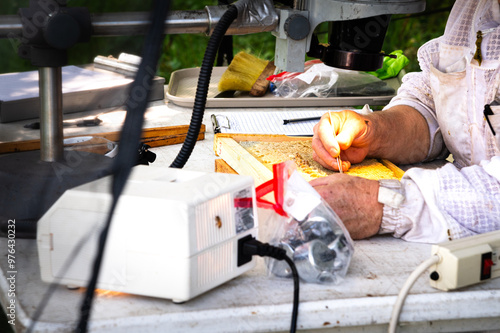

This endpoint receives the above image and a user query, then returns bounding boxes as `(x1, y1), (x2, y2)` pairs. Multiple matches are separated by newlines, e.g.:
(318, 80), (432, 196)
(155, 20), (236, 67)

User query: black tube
(170, 5), (238, 168)
(284, 255), (300, 333)
(241, 237), (300, 333)
(74, 0), (170, 332)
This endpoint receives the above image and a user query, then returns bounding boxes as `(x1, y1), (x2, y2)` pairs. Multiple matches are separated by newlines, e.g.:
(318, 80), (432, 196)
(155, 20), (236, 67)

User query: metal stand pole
(38, 67), (64, 162)
(1, 67), (113, 235)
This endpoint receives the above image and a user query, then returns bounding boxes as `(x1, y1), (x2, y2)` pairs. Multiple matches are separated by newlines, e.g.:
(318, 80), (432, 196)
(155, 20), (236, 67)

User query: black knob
(44, 12), (81, 49)
(284, 14), (310, 41)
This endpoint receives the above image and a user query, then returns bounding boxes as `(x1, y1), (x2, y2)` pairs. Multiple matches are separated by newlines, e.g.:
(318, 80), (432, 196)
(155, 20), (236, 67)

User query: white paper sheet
(211, 105), (371, 136)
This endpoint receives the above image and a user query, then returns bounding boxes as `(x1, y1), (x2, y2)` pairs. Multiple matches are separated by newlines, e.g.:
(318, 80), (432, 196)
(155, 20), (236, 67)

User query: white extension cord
(389, 229), (500, 332)
(388, 255), (440, 333)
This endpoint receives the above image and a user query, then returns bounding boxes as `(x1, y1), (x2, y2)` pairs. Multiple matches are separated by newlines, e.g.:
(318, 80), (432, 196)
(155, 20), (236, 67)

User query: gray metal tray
(166, 66), (402, 108)
(0, 65), (165, 123)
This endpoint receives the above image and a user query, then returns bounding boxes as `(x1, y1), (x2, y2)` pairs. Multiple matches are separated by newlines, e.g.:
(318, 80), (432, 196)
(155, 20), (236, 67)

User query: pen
(283, 116), (321, 125)
(282, 105), (371, 125)
(23, 116), (102, 129)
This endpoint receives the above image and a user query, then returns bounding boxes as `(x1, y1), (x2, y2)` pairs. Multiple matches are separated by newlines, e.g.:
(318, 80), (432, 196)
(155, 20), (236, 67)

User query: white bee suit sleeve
(380, 161), (500, 243)
(378, 0), (500, 243)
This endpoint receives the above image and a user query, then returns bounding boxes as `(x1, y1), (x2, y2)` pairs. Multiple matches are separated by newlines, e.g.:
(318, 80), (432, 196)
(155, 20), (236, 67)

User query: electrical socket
(429, 230), (500, 291)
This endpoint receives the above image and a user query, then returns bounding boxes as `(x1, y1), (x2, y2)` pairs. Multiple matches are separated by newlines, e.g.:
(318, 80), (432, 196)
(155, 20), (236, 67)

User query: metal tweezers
(329, 112), (343, 173)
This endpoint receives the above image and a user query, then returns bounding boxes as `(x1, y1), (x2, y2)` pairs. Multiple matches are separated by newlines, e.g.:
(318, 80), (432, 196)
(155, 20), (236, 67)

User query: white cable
(388, 255), (440, 333)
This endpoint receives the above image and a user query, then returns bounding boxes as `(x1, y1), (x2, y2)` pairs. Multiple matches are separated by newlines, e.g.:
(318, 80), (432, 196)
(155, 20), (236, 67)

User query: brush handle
(250, 61), (276, 97)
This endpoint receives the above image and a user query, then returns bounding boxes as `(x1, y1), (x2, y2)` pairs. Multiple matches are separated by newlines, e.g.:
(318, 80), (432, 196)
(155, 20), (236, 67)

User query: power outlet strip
(429, 230), (500, 291)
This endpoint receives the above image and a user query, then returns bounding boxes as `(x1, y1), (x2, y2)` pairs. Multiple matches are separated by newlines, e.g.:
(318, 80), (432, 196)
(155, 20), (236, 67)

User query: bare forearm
(365, 105), (430, 164)
(310, 174), (382, 239)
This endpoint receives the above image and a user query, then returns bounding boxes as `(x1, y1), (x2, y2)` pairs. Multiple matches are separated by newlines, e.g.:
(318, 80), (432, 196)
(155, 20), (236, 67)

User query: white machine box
(37, 166), (258, 303)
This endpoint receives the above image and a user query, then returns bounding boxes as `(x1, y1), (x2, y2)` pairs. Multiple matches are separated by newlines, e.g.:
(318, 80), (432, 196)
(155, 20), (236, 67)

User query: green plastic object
(367, 50), (409, 80)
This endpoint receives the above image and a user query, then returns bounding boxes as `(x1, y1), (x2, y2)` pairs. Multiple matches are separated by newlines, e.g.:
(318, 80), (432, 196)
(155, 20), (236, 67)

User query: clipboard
(210, 105), (371, 136)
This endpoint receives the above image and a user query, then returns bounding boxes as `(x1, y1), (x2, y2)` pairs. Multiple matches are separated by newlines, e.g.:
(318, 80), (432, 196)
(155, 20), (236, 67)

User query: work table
(2, 232), (500, 332)
(1, 99), (499, 332)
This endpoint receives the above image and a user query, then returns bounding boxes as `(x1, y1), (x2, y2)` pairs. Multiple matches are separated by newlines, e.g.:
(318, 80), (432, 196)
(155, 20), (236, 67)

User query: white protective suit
(379, 0), (500, 243)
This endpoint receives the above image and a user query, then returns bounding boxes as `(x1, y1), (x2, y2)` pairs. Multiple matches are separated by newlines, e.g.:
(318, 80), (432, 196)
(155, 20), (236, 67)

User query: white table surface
(1, 98), (500, 333)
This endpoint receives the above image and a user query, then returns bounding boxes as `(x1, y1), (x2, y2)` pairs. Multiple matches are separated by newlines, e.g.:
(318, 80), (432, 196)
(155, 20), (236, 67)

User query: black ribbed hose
(170, 5), (238, 168)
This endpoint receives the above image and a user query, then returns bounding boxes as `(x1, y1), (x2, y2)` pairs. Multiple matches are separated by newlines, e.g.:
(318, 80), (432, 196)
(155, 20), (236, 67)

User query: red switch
(483, 259), (494, 276)
(481, 253), (494, 280)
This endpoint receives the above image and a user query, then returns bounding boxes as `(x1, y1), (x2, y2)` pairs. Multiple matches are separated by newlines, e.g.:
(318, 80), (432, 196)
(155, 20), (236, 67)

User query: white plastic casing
(429, 230), (500, 291)
(37, 166), (258, 303)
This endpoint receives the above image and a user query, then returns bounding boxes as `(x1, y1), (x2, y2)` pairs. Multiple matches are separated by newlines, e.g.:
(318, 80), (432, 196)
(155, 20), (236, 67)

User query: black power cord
(75, 0), (170, 332)
(241, 236), (300, 333)
(77, 2), (240, 331)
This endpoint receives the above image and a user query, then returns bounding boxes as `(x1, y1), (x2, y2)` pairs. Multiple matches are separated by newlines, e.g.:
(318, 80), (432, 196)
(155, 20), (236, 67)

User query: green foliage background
(1, 0), (455, 79)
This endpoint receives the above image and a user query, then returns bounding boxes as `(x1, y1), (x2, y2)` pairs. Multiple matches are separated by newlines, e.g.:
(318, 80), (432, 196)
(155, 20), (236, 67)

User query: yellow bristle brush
(218, 51), (275, 97)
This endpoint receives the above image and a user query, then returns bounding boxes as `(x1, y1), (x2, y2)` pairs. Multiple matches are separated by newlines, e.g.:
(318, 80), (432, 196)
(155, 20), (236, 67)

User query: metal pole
(91, 11), (210, 36)
(0, 11), (214, 38)
(0, 8), (278, 38)
(38, 67), (64, 162)
(0, 15), (22, 38)
(294, 0), (308, 11)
